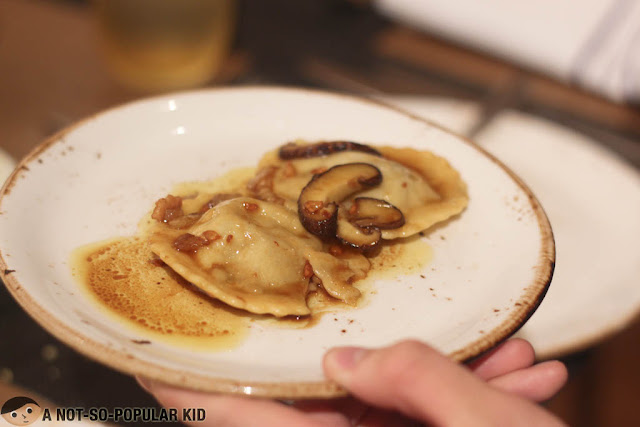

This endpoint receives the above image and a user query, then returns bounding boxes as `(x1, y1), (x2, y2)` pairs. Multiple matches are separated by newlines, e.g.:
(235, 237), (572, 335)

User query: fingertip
(134, 377), (176, 408)
(136, 376), (153, 393)
(542, 360), (569, 388)
(507, 338), (536, 358)
(323, 346), (370, 384)
(469, 338), (536, 380)
(528, 360), (569, 392)
(134, 377), (195, 409)
(134, 377), (176, 404)
(505, 338), (536, 368)
(488, 359), (569, 402)
(326, 340), (491, 425)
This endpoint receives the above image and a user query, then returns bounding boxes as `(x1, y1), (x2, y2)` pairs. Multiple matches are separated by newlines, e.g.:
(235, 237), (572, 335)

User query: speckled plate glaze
(0, 87), (554, 399)
(475, 111), (640, 359)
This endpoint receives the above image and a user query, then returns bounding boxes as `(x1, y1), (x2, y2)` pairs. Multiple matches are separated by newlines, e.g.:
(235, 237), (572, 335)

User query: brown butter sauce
(71, 166), (433, 351)
(72, 237), (250, 350)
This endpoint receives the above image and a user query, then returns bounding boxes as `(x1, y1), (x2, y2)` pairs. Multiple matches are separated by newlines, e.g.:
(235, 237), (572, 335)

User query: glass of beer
(94, 0), (236, 92)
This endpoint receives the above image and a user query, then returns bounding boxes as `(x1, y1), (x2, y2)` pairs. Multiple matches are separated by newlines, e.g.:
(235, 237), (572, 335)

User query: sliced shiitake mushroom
(337, 198), (405, 250)
(298, 163), (382, 238)
(346, 197), (405, 229)
(336, 214), (381, 250)
(279, 141), (381, 160)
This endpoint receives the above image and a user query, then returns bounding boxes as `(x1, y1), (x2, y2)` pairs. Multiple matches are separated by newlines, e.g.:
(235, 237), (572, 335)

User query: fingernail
(136, 376), (153, 393)
(328, 346), (370, 371)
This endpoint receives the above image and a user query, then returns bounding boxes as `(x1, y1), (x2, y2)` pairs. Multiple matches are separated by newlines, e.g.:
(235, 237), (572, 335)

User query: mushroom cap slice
(257, 145), (468, 241)
(298, 163), (382, 238)
(279, 140), (381, 160)
(347, 197), (405, 229)
(336, 216), (381, 250)
(376, 147), (468, 239)
(336, 198), (405, 250)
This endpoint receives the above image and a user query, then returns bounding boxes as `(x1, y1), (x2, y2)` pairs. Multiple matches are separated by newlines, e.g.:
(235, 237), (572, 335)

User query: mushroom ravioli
(144, 141), (468, 317)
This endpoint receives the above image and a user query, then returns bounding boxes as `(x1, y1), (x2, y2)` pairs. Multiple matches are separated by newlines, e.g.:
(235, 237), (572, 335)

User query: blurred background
(1, 0), (639, 426)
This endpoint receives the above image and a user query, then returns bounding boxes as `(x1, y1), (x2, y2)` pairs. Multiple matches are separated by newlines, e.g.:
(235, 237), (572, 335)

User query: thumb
(323, 340), (500, 426)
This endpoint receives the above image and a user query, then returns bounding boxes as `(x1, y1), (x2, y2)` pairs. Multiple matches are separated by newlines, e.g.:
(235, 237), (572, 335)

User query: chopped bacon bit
(282, 162), (297, 177)
(328, 245), (344, 256)
(173, 233), (208, 253)
(321, 209), (332, 219)
(247, 166), (277, 192)
(348, 203), (358, 216)
(304, 200), (324, 214)
(273, 241), (280, 247)
(202, 230), (221, 242)
(167, 213), (200, 229)
(247, 166), (284, 204)
(401, 182), (408, 188)
(226, 234), (233, 243)
(243, 202), (259, 212)
(199, 193), (241, 213)
(311, 167), (327, 175)
(303, 260), (314, 279)
(151, 195), (183, 223)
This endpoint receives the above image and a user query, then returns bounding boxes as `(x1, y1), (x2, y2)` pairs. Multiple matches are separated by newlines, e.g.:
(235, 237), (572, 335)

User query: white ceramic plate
(0, 87), (553, 398)
(475, 111), (640, 359)
(381, 96), (640, 359)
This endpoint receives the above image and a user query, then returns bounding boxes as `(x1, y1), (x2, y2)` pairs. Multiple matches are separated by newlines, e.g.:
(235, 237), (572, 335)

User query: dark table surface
(1, 1), (639, 426)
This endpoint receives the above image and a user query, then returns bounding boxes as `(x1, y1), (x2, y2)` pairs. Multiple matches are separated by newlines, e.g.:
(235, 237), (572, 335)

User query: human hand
(138, 338), (568, 426)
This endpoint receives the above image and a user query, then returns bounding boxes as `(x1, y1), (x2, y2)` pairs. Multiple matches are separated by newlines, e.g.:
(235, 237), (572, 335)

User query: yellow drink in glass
(94, 0), (235, 92)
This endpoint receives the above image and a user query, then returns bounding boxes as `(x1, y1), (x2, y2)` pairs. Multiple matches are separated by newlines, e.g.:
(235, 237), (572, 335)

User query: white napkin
(375, 0), (640, 103)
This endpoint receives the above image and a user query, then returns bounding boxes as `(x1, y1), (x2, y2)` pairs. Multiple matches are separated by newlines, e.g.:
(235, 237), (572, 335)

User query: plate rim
(0, 85), (555, 399)
(480, 109), (640, 360)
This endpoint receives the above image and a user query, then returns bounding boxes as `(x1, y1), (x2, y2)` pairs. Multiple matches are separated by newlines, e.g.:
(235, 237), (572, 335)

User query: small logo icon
(1, 397), (42, 426)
